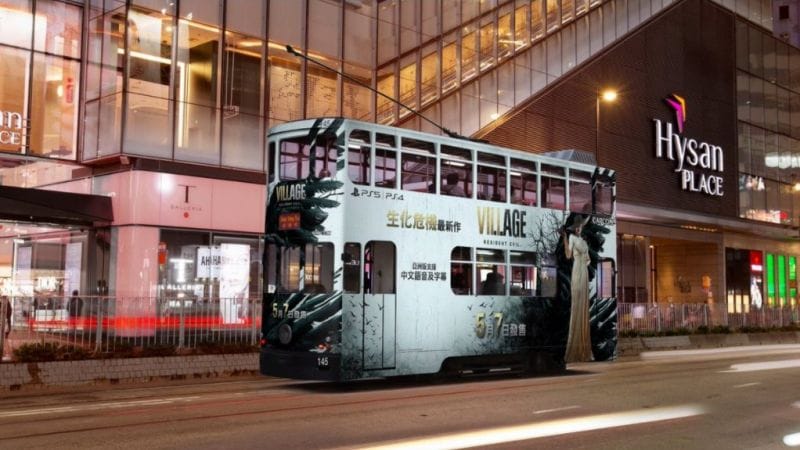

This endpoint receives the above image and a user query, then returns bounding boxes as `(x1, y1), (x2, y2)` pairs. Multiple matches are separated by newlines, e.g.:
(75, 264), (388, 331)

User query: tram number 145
(317, 356), (329, 370)
(475, 312), (503, 339)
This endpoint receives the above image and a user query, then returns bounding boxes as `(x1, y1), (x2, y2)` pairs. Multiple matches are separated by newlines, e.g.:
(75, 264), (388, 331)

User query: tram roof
(268, 118), (605, 173)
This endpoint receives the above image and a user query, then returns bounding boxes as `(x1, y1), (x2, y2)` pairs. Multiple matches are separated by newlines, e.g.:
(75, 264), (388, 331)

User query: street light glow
(601, 89), (618, 102)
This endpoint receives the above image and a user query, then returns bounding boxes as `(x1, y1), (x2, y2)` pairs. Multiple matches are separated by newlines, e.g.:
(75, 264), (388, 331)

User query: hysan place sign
(653, 94), (724, 197)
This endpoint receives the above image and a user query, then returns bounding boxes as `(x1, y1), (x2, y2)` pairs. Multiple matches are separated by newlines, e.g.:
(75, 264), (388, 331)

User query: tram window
(375, 149), (397, 188)
(375, 132), (396, 149)
(401, 137), (435, 154)
(267, 141), (276, 182)
(597, 258), (615, 298)
(541, 164), (565, 210)
(509, 251), (536, 296)
(510, 171), (536, 206)
(313, 144), (337, 179)
(510, 158), (536, 173)
(537, 266), (557, 297)
(451, 246), (474, 295)
(477, 151), (505, 165)
(343, 243), (361, 293)
(477, 165), (507, 202)
(364, 241), (396, 294)
(569, 170), (592, 213)
(595, 179), (614, 216)
(441, 160), (472, 197)
(348, 130), (371, 186)
(279, 137), (336, 180)
(441, 145), (472, 161)
(477, 248), (506, 295)
(270, 243), (334, 293)
(402, 153), (436, 193)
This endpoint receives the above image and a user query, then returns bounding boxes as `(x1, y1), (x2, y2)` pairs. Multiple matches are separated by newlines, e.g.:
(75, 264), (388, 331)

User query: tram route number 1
(474, 312), (503, 339)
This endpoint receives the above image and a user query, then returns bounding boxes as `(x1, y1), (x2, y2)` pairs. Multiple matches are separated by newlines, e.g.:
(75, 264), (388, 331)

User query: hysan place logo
(665, 94), (686, 133)
(652, 94), (724, 196)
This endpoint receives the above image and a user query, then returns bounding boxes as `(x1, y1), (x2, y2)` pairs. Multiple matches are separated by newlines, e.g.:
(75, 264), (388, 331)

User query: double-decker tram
(261, 118), (617, 381)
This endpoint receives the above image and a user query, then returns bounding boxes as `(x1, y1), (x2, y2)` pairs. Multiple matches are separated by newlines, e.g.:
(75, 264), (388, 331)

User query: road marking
(533, 405), (581, 415)
(732, 382), (761, 388)
(785, 432), (800, 447)
(721, 359), (800, 373)
(641, 345), (800, 360)
(0, 396), (201, 418)
(349, 404), (705, 450)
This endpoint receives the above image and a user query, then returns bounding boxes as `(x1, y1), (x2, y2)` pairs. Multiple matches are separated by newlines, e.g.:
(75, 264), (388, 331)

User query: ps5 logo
(653, 94), (724, 197)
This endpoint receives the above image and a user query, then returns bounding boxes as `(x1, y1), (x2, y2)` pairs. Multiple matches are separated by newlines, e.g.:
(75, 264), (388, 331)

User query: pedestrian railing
(1, 295), (262, 360)
(618, 302), (800, 334)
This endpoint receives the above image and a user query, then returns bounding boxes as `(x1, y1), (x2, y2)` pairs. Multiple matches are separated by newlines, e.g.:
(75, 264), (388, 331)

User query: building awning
(0, 185), (113, 227)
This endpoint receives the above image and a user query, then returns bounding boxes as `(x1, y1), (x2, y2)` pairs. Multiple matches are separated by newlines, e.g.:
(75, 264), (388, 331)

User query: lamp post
(596, 89), (618, 166)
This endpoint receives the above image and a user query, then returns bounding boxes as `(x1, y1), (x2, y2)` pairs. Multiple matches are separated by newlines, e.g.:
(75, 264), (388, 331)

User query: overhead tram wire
(284, 45), (487, 144)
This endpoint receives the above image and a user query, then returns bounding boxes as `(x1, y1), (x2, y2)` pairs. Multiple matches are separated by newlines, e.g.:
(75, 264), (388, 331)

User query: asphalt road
(1, 345), (799, 450)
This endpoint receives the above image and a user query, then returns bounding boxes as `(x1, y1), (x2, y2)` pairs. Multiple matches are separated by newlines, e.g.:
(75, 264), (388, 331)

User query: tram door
(362, 241), (396, 370)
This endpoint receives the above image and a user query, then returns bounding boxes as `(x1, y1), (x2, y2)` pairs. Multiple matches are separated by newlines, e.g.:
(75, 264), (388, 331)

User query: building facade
(0, 0), (792, 320)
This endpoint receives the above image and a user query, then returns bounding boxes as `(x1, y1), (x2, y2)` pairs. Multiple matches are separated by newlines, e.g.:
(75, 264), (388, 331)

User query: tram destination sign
(653, 94), (724, 197)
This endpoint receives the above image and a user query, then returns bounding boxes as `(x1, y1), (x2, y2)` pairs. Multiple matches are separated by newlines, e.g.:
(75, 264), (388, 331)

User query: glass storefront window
(0, 0), (33, 48)
(268, 44), (302, 122)
(127, 8), (173, 99)
(34, 0), (81, 58)
(158, 229), (261, 325)
(307, 59), (340, 118)
(399, 56), (417, 118)
(462, 24), (478, 81)
(0, 46), (28, 154)
(226, 0), (264, 38)
(479, 19), (496, 71)
(420, 46), (439, 107)
(442, 33), (459, 94)
(29, 54), (79, 159)
(376, 65), (396, 125)
(223, 32), (263, 117)
(514, 3), (530, 51)
(343, 63), (373, 121)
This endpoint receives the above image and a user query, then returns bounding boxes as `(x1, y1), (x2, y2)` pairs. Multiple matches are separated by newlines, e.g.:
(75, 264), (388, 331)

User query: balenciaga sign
(653, 94), (724, 197)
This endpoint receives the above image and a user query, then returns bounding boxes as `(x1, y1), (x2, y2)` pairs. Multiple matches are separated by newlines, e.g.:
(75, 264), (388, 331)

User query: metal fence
(618, 302), (800, 334)
(1, 296), (262, 361)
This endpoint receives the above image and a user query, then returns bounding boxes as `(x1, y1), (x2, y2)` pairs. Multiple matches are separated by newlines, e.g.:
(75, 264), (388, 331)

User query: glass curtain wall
(736, 20), (800, 227)
(79, 0), (774, 171)
(0, 0), (82, 160)
(85, 0), (267, 171)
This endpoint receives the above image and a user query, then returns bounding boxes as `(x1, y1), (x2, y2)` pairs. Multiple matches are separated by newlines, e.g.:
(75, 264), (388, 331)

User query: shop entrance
(617, 233), (722, 305)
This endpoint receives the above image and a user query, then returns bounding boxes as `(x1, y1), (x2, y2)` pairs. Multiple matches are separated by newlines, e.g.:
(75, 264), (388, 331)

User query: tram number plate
(317, 356), (330, 370)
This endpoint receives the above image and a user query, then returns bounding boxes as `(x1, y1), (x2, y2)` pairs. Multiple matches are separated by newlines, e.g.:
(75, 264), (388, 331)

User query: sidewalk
(617, 331), (800, 359)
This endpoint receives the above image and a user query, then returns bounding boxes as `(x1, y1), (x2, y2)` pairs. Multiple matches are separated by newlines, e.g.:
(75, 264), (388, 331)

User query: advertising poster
(219, 244), (250, 324)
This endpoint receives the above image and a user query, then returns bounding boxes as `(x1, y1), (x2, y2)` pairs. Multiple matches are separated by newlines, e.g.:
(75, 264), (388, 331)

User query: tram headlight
(278, 324), (293, 345)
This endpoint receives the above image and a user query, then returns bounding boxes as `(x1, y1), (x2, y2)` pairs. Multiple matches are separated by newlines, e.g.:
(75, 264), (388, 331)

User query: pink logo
(665, 94), (686, 133)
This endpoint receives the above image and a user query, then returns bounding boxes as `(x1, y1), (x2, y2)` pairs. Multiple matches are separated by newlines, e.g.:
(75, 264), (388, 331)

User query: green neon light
(766, 253), (775, 306)
(778, 255), (786, 306)
(790, 257), (797, 281)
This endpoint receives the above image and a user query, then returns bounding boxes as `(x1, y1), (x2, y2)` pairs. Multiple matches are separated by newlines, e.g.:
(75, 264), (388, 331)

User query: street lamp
(596, 88), (618, 165)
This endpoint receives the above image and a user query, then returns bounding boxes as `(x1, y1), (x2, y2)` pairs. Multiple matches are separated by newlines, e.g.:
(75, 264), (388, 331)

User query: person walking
(1, 295), (10, 339)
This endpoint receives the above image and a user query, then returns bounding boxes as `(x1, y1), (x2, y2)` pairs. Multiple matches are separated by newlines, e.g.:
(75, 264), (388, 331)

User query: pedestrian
(68, 290), (83, 318)
(1, 295), (11, 339)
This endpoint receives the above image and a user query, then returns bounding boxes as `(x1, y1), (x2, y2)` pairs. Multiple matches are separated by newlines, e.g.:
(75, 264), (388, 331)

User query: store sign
(0, 110), (24, 146)
(653, 94), (724, 197)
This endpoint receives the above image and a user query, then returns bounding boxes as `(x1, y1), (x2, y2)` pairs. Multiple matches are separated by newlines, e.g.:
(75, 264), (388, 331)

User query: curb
(617, 331), (800, 358)
(0, 353), (259, 391)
